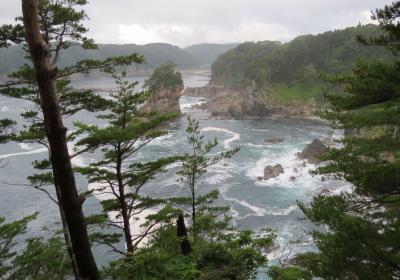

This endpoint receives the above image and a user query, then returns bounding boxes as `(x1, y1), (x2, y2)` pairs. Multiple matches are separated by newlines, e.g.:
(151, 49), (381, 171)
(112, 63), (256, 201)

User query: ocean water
(0, 74), (350, 277)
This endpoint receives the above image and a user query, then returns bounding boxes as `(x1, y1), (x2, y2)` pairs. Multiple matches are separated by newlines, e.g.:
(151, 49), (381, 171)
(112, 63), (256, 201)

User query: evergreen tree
(277, 2), (400, 279)
(144, 62), (183, 92)
(175, 116), (239, 237)
(0, 119), (15, 144)
(0, 214), (36, 278)
(102, 117), (274, 280)
(0, 214), (73, 279)
(75, 71), (179, 254)
(0, 0), (141, 278)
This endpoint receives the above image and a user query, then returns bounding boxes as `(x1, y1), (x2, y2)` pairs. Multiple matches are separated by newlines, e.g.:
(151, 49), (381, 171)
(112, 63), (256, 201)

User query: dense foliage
(144, 62), (183, 91)
(0, 214), (73, 279)
(75, 71), (179, 254)
(0, 0), (143, 278)
(271, 2), (400, 279)
(212, 24), (394, 103)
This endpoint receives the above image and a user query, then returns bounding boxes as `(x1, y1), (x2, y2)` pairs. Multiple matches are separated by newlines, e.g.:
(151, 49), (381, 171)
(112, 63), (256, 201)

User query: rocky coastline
(183, 84), (317, 120)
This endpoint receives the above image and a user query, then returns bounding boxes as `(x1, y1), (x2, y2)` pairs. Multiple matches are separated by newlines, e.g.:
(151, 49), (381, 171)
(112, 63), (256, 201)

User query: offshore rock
(264, 137), (284, 144)
(297, 139), (328, 164)
(263, 164), (284, 180)
(141, 83), (184, 115)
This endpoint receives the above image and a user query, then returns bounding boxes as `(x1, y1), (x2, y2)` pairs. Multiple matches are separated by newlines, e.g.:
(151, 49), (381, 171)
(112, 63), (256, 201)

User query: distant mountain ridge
(0, 42), (238, 76)
(184, 43), (239, 67)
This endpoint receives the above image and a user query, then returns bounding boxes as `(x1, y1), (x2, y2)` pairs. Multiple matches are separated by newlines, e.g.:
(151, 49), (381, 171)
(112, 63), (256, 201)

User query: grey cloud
(0, 0), (392, 46)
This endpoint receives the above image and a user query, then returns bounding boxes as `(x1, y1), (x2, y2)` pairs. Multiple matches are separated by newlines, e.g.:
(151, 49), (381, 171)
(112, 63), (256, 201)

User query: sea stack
(142, 62), (184, 115)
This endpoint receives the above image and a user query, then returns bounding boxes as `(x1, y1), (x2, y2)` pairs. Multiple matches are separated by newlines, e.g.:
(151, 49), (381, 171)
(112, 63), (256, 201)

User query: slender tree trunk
(21, 1), (100, 279)
(191, 173), (196, 237)
(116, 146), (134, 253)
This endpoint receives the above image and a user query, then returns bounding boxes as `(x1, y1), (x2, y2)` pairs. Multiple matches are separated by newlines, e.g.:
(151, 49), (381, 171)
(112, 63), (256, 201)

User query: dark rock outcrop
(263, 164), (284, 180)
(297, 139), (328, 164)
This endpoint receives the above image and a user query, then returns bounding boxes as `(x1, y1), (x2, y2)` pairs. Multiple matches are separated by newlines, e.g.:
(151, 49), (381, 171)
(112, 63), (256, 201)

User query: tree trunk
(116, 146), (134, 253)
(54, 180), (80, 278)
(21, 1), (100, 279)
(191, 173), (196, 237)
(177, 212), (192, 255)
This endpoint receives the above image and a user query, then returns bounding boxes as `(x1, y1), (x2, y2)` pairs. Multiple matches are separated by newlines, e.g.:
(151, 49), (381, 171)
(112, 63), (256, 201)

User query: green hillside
(211, 24), (393, 103)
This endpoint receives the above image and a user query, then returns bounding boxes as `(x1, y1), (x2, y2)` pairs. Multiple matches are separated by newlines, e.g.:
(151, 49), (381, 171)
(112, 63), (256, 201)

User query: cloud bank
(0, 0), (391, 46)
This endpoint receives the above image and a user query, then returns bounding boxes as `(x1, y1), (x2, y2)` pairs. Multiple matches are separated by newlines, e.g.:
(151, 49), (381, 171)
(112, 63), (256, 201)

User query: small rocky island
(141, 62), (184, 115)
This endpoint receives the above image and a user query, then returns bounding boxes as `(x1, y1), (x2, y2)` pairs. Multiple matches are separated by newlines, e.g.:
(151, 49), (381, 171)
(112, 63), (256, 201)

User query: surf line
(0, 147), (48, 159)
(201, 127), (240, 149)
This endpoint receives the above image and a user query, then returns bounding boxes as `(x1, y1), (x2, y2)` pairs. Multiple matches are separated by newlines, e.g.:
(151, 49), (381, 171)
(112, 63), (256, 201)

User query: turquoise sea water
(0, 74), (349, 278)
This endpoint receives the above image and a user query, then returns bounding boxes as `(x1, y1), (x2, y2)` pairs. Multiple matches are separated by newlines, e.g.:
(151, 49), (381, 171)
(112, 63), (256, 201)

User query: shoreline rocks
(183, 84), (316, 119)
(297, 139), (328, 164)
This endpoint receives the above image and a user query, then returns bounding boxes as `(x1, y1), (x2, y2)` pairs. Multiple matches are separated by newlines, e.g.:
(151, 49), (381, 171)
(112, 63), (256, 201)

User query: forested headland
(184, 24), (395, 119)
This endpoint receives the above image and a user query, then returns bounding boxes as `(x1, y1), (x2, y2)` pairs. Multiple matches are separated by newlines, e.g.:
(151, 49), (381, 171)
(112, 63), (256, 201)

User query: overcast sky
(0, 0), (392, 47)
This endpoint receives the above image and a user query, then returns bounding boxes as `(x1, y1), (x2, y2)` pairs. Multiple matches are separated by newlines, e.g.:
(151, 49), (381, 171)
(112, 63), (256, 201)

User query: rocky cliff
(184, 84), (317, 119)
(142, 83), (184, 115)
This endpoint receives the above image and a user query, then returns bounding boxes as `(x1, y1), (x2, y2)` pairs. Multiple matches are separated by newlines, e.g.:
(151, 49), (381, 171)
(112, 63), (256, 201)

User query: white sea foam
(179, 96), (208, 113)
(201, 127), (240, 149)
(225, 195), (297, 218)
(245, 143), (265, 148)
(145, 133), (175, 146)
(19, 143), (35, 150)
(225, 196), (267, 216)
(265, 205), (298, 216)
(0, 100), (20, 105)
(0, 147), (47, 159)
(245, 128), (271, 132)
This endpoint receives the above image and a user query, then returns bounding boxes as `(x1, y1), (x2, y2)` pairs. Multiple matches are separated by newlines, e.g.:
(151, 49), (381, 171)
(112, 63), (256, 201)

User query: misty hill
(184, 43), (239, 67)
(211, 24), (393, 92)
(0, 43), (197, 75)
(0, 42), (238, 76)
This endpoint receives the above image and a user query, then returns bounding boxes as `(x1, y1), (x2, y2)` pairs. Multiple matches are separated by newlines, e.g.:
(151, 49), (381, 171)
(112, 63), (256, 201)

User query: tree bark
(116, 147), (134, 253)
(54, 180), (80, 278)
(21, 0), (100, 279)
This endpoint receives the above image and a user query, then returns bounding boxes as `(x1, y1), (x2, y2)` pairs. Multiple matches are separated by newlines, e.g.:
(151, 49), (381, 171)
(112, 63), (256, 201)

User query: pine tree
(0, 214), (36, 278)
(284, 2), (400, 279)
(0, 1), (141, 278)
(0, 119), (15, 144)
(75, 71), (179, 254)
(102, 117), (274, 279)
(175, 116), (239, 238)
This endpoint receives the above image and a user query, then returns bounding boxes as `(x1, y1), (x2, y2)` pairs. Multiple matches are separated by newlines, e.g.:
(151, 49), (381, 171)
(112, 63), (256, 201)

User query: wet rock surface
(297, 139), (328, 164)
(263, 164), (284, 180)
